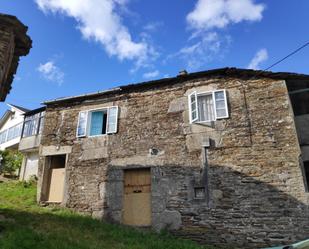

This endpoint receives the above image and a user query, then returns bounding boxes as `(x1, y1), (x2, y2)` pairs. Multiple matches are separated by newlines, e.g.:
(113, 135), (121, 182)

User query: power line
(263, 41), (309, 71)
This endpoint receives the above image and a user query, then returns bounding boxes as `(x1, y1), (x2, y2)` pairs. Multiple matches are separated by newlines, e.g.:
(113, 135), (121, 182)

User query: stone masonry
(38, 69), (309, 248)
(0, 13), (32, 101)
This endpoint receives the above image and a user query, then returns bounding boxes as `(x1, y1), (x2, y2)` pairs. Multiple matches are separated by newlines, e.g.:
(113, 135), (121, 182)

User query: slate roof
(44, 67), (309, 105)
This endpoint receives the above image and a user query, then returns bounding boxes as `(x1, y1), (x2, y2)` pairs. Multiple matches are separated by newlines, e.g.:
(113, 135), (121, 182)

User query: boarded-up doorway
(47, 155), (66, 203)
(123, 168), (151, 226)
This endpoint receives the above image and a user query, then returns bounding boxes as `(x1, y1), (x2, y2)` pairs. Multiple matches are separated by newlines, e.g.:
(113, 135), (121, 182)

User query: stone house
(37, 68), (309, 248)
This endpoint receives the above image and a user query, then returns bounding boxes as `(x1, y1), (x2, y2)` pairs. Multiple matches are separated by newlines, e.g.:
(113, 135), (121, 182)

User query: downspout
(202, 140), (211, 207)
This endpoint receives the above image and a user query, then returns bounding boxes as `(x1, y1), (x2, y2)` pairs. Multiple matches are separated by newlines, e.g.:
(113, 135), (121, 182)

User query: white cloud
(168, 32), (231, 70)
(174, 0), (265, 71)
(35, 0), (155, 66)
(143, 70), (160, 79)
(37, 61), (64, 85)
(187, 0), (265, 31)
(143, 21), (163, 32)
(247, 48), (268, 70)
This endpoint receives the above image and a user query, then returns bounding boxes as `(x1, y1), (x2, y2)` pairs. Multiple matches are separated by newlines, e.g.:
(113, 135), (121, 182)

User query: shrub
(0, 150), (23, 176)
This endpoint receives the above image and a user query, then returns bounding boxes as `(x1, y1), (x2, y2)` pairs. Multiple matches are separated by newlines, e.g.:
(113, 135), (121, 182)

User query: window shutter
(76, 111), (88, 137)
(214, 90), (229, 119)
(188, 91), (198, 123)
(107, 106), (118, 134)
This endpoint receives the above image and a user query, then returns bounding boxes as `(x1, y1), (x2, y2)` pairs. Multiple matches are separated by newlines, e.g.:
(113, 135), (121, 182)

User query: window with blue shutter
(76, 106), (119, 138)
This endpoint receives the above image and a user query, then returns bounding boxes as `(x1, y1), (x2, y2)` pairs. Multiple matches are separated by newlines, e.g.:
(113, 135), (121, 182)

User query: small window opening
(194, 187), (205, 199)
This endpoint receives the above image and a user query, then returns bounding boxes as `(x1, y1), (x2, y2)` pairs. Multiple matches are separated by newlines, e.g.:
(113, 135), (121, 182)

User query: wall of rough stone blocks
(38, 76), (309, 248)
(0, 28), (14, 87)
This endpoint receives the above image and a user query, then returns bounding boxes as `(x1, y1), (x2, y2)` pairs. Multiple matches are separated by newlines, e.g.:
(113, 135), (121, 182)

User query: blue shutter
(90, 111), (104, 136)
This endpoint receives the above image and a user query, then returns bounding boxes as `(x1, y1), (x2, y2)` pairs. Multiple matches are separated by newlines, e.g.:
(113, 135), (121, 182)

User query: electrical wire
(263, 41), (309, 71)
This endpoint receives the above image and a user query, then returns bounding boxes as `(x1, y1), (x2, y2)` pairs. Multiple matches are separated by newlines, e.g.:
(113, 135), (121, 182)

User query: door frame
(122, 167), (152, 227)
(39, 154), (68, 205)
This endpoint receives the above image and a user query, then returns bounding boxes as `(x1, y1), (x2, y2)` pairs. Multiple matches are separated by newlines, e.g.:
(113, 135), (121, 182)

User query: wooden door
(48, 168), (65, 203)
(123, 168), (151, 226)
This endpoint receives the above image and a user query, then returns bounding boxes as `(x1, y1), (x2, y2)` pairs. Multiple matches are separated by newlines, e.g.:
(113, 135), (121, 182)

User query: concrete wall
(38, 76), (309, 248)
(19, 152), (38, 181)
(19, 134), (41, 152)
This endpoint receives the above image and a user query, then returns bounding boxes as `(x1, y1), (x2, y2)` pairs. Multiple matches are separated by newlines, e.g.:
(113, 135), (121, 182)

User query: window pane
(214, 90), (228, 119)
(214, 91), (224, 100)
(107, 107), (118, 133)
(39, 116), (45, 134)
(189, 92), (198, 123)
(216, 100), (225, 108)
(90, 111), (104, 136)
(192, 110), (197, 121)
(77, 111), (87, 137)
(216, 109), (227, 117)
(197, 94), (215, 121)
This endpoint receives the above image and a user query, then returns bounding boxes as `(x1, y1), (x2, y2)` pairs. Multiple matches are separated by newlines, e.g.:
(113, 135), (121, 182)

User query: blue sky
(1, 0), (309, 115)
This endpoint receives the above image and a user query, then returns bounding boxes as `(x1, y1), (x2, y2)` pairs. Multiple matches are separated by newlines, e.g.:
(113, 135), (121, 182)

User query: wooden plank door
(123, 168), (151, 226)
(48, 168), (65, 203)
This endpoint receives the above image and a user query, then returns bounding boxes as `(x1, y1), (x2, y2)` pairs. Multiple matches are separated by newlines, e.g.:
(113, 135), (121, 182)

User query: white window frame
(106, 106), (118, 134)
(214, 89), (229, 119)
(76, 111), (89, 138)
(197, 91), (215, 123)
(87, 107), (108, 138)
(188, 91), (199, 123)
(76, 106), (119, 138)
(188, 89), (229, 124)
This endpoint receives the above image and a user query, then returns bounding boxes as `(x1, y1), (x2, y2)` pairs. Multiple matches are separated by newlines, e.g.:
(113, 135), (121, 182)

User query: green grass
(0, 180), (218, 249)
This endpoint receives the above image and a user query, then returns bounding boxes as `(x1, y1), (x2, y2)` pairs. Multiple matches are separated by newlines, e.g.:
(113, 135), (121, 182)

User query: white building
(0, 104), (45, 181)
(0, 104), (28, 151)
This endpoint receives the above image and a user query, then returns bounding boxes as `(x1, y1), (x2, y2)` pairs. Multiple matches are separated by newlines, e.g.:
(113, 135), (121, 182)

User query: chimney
(178, 69), (188, 77)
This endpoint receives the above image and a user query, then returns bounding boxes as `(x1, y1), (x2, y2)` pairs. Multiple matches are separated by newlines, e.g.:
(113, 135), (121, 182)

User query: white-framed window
(188, 89), (229, 123)
(22, 111), (45, 138)
(76, 106), (119, 138)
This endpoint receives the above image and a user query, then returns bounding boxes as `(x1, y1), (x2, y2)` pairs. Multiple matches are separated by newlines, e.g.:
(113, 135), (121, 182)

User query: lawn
(0, 180), (218, 249)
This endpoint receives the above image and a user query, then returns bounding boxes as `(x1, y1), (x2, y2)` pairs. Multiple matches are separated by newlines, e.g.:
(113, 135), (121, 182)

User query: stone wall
(0, 27), (14, 96)
(38, 75), (309, 248)
(0, 14), (32, 101)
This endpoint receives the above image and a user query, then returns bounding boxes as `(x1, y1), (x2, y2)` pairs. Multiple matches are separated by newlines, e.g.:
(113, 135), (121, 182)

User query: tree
(0, 150), (23, 176)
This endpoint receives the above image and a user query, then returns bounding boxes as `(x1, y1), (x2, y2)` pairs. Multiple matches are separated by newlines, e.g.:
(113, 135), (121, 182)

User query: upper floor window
(7, 123), (22, 141)
(188, 90), (229, 123)
(0, 122), (22, 144)
(77, 106), (118, 138)
(22, 111), (45, 138)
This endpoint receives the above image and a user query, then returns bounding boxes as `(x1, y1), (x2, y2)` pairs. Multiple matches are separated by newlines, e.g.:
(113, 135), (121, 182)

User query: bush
(0, 150), (23, 176)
